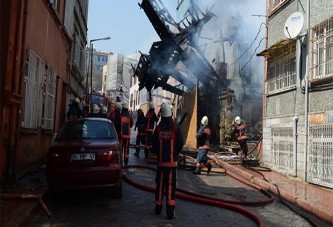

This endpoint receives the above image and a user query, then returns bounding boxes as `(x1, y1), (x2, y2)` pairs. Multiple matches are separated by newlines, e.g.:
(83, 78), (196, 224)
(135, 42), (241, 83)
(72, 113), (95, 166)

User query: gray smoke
(178, 0), (266, 100)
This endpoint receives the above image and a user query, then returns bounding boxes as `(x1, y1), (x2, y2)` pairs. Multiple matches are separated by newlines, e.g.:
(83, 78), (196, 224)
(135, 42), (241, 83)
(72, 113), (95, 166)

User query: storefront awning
(257, 39), (292, 57)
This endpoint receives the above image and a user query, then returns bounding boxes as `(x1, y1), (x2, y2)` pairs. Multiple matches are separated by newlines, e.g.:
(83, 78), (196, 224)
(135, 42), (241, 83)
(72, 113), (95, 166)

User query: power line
(227, 22), (266, 68)
(230, 37), (266, 79)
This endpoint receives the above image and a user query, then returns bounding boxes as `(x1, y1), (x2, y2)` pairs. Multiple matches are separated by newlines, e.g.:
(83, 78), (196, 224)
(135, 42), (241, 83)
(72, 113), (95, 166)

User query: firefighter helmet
(92, 104), (99, 114)
(122, 102), (129, 110)
(101, 106), (108, 114)
(149, 102), (154, 109)
(201, 116), (208, 126)
(115, 102), (122, 111)
(74, 97), (80, 104)
(160, 103), (172, 117)
(235, 116), (241, 125)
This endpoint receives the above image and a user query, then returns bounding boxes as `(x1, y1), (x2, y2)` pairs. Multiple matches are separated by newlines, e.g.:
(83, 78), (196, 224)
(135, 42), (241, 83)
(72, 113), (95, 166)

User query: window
(271, 127), (294, 175)
(23, 50), (57, 130)
(267, 0), (288, 15)
(266, 41), (296, 94)
(42, 65), (57, 130)
(73, 33), (86, 75)
(311, 17), (333, 81)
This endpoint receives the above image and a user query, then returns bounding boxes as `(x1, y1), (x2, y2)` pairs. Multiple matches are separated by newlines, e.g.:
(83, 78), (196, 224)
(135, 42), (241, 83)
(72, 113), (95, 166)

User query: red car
(46, 118), (122, 197)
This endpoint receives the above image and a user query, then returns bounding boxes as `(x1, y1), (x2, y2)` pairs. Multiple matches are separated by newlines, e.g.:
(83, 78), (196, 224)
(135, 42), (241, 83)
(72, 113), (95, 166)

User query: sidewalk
(215, 159), (333, 225)
(1, 156), (333, 226)
(0, 163), (49, 227)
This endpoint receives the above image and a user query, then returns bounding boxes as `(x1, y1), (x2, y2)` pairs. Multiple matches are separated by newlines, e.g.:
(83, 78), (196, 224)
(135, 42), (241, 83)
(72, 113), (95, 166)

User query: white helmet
(160, 103), (172, 117)
(122, 102), (129, 110)
(92, 104), (99, 114)
(74, 97), (80, 104)
(201, 116), (208, 126)
(115, 102), (122, 111)
(235, 116), (241, 125)
(101, 106), (108, 114)
(149, 102), (154, 109)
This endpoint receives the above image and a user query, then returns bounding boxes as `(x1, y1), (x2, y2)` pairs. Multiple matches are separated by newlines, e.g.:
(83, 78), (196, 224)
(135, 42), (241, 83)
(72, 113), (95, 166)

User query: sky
(87, 0), (266, 57)
(87, 0), (178, 56)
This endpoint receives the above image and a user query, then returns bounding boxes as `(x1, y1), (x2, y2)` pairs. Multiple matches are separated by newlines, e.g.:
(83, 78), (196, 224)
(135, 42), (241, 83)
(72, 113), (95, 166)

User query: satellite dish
(284, 12), (304, 39)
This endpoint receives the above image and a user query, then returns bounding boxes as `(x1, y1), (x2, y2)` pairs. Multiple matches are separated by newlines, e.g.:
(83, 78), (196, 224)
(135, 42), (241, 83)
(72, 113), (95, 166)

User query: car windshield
(56, 119), (116, 139)
(91, 95), (106, 107)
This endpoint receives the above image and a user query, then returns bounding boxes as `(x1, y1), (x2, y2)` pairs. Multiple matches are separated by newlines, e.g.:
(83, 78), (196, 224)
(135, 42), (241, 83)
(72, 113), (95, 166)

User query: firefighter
(144, 102), (158, 158)
(193, 116), (212, 175)
(152, 103), (184, 219)
(120, 102), (133, 165)
(110, 102), (122, 139)
(232, 116), (248, 159)
(134, 108), (146, 156)
(67, 97), (83, 120)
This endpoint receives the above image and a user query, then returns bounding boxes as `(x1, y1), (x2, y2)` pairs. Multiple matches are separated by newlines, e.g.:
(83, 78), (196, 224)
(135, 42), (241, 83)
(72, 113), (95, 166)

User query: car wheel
(112, 184), (122, 198)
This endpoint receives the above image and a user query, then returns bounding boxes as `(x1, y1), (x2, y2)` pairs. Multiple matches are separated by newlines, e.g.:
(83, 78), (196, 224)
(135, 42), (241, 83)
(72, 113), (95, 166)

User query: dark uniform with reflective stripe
(145, 109), (158, 157)
(120, 110), (133, 165)
(194, 124), (212, 174)
(152, 117), (184, 219)
(134, 110), (147, 155)
(233, 120), (248, 157)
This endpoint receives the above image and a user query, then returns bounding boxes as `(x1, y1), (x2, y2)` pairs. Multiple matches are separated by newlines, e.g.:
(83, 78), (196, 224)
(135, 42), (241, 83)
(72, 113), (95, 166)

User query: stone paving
(1, 147), (332, 227)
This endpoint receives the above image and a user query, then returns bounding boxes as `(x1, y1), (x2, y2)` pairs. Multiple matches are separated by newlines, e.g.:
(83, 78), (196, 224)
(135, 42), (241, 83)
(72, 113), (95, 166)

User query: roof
(256, 39), (292, 57)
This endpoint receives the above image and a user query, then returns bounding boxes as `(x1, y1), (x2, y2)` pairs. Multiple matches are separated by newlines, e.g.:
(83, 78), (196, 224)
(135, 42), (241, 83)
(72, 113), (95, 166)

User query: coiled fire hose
(122, 164), (266, 227)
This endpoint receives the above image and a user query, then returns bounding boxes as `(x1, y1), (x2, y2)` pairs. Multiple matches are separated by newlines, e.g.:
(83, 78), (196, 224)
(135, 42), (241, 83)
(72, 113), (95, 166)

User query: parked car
(46, 118), (122, 197)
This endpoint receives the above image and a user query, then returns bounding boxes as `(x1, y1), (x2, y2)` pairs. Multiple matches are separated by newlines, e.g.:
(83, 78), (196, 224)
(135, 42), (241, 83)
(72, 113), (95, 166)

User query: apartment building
(258, 0), (333, 188)
(0, 0), (88, 182)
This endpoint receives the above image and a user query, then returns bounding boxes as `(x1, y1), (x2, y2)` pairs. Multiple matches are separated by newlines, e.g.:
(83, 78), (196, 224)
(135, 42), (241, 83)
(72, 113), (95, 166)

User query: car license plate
(70, 153), (95, 161)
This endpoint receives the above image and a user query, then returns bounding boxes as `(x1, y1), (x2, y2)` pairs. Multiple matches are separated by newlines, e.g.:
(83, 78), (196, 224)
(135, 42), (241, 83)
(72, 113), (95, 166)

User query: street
(28, 148), (324, 227)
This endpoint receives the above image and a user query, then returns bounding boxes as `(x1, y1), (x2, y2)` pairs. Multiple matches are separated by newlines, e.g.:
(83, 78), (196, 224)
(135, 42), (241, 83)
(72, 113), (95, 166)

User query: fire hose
(122, 164), (266, 227)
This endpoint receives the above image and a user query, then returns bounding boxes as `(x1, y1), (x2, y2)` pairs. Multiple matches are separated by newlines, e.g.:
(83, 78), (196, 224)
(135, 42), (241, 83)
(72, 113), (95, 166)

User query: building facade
(85, 49), (109, 94)
(0, 0), (88, 184)
(259, 0), (333, 188)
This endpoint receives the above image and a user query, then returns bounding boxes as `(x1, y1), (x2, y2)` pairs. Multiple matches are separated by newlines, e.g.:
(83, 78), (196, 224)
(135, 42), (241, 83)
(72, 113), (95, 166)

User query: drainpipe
(293, 115), (298, 177)
(304, 0), (310, 182)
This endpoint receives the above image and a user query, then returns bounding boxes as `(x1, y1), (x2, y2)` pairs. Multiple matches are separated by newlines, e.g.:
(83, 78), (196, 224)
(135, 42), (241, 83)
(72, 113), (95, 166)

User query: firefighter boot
(193, 167), (201, 174)
(207, 163), (212, 174)
(166, 206), (176, 219)
(155, 205), (162, 215)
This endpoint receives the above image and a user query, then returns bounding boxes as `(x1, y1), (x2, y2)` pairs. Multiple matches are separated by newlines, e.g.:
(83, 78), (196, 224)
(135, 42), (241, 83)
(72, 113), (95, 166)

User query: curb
(215, 160), (333, 225)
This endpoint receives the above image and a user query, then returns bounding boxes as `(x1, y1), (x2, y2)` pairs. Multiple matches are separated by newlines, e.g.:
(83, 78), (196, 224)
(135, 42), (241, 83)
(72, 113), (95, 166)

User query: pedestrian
(152, 103), (184, 219)
(120, 102), (133, 165)
(110, 102), (122, 139)
(145, 102), (158, 158)
(193, 116), (212, 174)
(134, 108), (146, 156)
(67, 97), (83, 120)
(232, 116), (248, 159)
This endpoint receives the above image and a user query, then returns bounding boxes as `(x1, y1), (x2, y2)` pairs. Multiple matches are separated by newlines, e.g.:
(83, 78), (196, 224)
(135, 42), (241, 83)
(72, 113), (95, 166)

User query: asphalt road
(29, 148), (326, 227)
